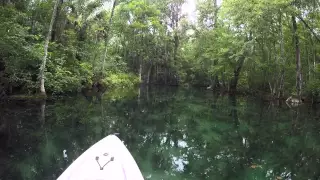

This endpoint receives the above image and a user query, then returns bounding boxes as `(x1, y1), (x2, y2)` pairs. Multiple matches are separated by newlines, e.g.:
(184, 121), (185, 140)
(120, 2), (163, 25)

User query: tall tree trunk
(39, 0), (60, 96)
(229, 95), (239, 126)
(306, 41), (311, 81)
(209, 0), (219, 88)
(278, 12), (285, 99)
(313, 44), (316, 71)
(92, 33), (99, 73)
(137, 85), (141, 105)
(102, 0), (117, 72)
(310, 36), (316, 79)
(267, 43), (277, 96)
(164, 41), (168, 85)
(173, 32), (179, 64)
(292, 16), (302, 101)
(139, 62), (142, 83)
(221, 71), (227, 91)
(213, 0), (218, 27)
(230, 56), (245, 93)
(147, 62), (152, 84)
(169, 1), (182, 65)
(31, 10), (36, 34)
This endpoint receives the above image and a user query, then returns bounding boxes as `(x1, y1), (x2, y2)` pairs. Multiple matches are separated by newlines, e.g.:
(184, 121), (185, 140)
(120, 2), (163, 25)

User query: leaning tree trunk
(292, 16), (302, 101)
(39, 0), (59, 96)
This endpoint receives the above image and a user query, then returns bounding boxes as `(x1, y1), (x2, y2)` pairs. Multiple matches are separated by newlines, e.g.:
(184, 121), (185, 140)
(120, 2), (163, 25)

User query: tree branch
(297, 16), (320, 43)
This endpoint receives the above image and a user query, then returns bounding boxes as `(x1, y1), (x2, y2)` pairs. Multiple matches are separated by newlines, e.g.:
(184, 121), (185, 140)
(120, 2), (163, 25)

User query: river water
(0, 87), (319, 180)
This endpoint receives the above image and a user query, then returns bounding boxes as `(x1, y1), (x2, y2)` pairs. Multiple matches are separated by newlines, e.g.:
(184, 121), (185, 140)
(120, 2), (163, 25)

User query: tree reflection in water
(0, 87), (319, 179)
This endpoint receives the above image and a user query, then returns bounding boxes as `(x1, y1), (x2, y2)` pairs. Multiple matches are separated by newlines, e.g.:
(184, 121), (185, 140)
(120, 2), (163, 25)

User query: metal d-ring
(95, 153), (114, 170)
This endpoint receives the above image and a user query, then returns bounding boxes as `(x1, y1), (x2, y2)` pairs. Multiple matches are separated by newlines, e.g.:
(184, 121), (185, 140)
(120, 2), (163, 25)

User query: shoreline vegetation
(0, 0), (319, 104)
(2, 85), (319, 106)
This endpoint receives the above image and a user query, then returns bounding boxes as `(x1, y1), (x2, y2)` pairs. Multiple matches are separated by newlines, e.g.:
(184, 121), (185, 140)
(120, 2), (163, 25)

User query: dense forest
(0, 0), (319, 102)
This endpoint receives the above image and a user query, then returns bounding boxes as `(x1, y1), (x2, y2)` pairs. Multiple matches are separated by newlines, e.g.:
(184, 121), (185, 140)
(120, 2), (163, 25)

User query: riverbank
(2, 85), (320, 106)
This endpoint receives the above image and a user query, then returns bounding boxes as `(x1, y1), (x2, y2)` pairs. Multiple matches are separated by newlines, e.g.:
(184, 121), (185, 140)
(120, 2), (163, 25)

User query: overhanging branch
(298, 16), (320, 43)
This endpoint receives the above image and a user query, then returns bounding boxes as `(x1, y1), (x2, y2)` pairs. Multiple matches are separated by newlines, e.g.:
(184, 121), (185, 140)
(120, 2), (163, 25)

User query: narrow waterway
(0, 87), (319, 180)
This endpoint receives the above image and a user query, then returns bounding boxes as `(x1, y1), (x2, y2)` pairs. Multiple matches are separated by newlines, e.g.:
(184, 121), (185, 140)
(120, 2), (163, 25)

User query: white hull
(58, 135), (144, 180)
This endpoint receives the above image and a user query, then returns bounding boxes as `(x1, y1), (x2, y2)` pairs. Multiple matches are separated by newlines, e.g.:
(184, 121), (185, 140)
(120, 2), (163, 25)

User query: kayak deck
(58, 135), (144, 180)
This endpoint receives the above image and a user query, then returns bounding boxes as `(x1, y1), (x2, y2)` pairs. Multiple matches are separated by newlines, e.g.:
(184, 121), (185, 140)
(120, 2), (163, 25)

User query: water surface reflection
(0, 87), (319, 179)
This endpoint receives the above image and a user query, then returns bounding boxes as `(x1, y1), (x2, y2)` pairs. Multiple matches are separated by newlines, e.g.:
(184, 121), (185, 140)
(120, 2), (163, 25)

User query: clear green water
(0, 87), (319, 180)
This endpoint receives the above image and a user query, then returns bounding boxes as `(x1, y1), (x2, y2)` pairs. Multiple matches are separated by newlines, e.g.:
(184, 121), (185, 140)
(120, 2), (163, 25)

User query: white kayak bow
(57, 135), (144, 180)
